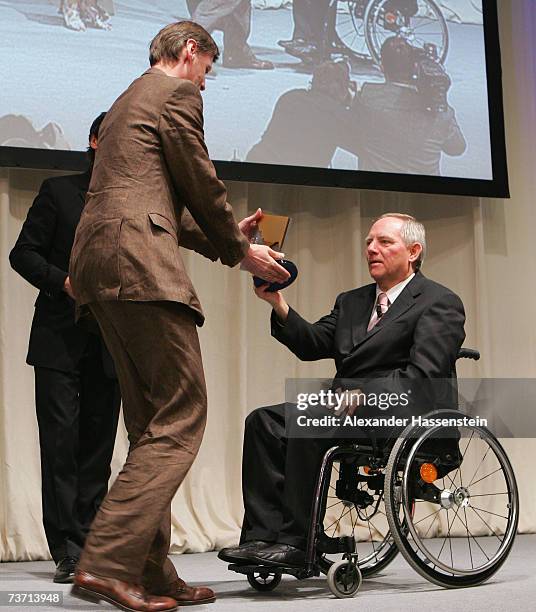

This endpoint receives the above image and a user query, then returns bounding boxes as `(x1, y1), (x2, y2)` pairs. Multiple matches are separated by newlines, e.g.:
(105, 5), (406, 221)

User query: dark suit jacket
(348, 82), (466, 175)
(272, 272), (465, 412)
(9, 172), (114, 373)
(69, 68), (250, 326)
(247, 89), (352, 168)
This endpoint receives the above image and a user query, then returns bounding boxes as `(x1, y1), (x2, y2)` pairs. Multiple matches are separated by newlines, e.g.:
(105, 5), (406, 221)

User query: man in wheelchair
(219, 212), (465, 569)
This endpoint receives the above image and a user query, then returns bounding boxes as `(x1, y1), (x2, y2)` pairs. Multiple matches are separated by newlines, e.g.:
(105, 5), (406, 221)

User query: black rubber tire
(384, 413), (519, 588)
(327, 560), (363, 598)
(318, 535), (399, 578)
(246, 571), (282, 592)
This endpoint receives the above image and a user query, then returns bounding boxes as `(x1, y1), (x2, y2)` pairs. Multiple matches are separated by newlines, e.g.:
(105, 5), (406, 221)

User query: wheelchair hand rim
(395, 414), (519, 577)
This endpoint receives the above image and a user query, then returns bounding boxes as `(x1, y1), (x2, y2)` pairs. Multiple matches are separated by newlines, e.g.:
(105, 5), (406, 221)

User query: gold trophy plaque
(251, 213), (297, 292)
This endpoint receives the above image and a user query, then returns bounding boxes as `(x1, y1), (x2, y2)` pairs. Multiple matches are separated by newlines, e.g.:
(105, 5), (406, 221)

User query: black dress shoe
(223, 54), (274, 70)
(281, 40), (321, 61)
(249, 543), (306, 568)
(53, 556), (78, 583)
(217, 540), (273, 563)
(223, 46), (274, 70)
(278, 37), (307, 49)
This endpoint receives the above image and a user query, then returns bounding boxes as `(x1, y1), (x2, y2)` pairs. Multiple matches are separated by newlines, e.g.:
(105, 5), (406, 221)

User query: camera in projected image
(412, 42), (452, 113)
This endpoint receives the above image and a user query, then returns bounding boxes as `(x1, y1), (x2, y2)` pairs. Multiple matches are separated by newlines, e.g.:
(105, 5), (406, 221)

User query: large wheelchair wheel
(331, 1), (372, 59)
(317, 459), (399, 578)
(384, 410), (519, 588)
(364, 0), (449, 64)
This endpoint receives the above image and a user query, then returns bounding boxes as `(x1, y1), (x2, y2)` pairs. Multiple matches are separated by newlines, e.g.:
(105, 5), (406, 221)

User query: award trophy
(251, 213), (298, 292)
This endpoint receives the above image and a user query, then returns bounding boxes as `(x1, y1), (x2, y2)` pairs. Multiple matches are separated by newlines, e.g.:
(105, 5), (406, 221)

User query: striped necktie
(367, 292), (389, 331)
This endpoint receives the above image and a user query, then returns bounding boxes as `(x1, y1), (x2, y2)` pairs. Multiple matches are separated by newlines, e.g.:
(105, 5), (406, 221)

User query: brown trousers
(77, 301), (207, 588)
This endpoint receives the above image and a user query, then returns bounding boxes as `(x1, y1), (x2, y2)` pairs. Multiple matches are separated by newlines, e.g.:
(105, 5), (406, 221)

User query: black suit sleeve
(9, 180), (68, 296)
(394, 292), (466, 382)
(270, 296), (341, 361)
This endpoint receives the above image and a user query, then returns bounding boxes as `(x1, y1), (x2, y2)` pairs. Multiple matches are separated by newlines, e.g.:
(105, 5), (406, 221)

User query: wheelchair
(228, 349), (519, 598)
(329, 0), (449, 65)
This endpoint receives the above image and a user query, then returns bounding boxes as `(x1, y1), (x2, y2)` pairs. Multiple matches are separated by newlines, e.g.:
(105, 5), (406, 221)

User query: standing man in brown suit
(69, 21), (289, 612)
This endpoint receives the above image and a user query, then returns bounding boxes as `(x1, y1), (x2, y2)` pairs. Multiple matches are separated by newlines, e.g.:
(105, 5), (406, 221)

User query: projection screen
(0, 0), (508, 197)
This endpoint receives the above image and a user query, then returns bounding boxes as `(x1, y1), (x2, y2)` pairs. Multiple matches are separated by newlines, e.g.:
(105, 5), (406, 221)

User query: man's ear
(185, 38), (198, 59)
(409, 242), (422, 263)
(89, 134), (98, 151)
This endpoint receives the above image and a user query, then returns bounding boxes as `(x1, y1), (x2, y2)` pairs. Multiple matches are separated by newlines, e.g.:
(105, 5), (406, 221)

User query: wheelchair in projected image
(329, 0), (450, 64)
(227, 349), (519, 598)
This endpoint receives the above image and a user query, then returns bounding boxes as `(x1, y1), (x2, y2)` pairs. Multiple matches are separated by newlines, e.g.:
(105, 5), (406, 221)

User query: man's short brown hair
(149, 21), (220, 66)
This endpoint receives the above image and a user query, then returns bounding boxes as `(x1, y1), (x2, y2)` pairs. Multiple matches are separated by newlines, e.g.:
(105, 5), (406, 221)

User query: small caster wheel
(327, 560), (362, 598)
(247, 571), (282, 592)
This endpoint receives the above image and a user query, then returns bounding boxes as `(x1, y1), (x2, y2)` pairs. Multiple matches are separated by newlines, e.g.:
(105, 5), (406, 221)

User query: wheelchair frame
(227, 349), (519, 598)
(329, 0), (450, 65)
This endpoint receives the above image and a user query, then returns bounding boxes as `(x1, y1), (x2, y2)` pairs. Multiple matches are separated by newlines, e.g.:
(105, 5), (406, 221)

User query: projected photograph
(0, 0), (491, 180)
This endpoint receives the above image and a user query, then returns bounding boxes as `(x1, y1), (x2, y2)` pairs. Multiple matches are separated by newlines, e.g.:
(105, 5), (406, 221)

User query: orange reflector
(420, 463), (438, 483)
(363, 466), (371, 474)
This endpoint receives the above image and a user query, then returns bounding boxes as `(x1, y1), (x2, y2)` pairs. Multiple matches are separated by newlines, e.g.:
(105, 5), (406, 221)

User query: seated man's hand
(238, 207), (263, 242)
(254, 283), (290, 323)
(241, 244), (290, 284)
(332, 388), (364, 418)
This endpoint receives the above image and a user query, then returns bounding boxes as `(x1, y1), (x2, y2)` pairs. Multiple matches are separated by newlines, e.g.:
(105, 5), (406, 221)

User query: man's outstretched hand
(241, 244), (290, 284)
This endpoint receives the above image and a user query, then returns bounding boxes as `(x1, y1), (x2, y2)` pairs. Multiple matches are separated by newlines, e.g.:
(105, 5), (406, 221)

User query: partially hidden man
(68, 21), (289, 612)
(9, 113), (121, 584)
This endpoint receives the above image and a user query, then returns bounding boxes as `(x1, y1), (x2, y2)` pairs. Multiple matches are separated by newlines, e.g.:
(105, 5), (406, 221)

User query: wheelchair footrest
(227, 563), (315, 580)
(316, 534), (356, 555)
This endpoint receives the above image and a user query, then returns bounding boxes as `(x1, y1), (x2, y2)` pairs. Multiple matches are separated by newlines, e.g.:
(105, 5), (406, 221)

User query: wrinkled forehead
(366, 217), (404, 241)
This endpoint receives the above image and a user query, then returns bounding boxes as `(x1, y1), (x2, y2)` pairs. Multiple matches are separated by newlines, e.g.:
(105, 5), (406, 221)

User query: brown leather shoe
(72, 571), (178, 611)
(160, 578), (215, 606)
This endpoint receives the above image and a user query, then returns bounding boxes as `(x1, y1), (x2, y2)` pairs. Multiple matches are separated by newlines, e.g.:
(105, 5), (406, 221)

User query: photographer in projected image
(246, 60), (355, 168)
(348, 36), (466, 175)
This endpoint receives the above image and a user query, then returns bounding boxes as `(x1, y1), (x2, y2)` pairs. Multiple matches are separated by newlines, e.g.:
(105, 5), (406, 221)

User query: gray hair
(379, 213), (426, 271)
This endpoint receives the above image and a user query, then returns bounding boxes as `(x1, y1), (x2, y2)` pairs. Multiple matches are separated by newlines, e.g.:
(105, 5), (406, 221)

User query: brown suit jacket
(69, 67), (249, 325)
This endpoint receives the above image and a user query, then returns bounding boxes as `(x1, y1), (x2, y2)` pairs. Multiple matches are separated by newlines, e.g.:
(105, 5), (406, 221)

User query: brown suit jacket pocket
(148, 212), (177, 238)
